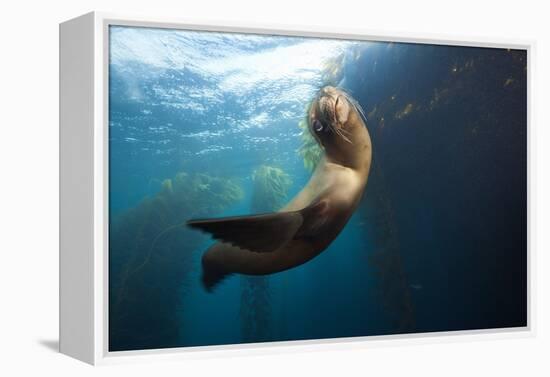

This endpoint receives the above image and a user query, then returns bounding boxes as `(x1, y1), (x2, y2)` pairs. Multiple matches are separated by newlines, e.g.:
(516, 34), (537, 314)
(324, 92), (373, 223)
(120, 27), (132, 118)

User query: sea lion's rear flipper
(187, 200), (329, 253)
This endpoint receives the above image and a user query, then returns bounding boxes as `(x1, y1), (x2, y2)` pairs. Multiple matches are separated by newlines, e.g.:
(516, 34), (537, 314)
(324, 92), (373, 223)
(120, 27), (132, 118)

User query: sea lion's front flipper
(187, 211), (304, 253)
(187, 199), (331, 253)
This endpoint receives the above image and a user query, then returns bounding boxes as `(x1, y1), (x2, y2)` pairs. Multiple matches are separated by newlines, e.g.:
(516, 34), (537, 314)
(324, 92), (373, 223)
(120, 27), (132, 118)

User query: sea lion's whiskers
(337, 126), (353, 138)
(338, 126), (352, 136)
(335, 127), (353, 144)
(344, 94), (367, 124)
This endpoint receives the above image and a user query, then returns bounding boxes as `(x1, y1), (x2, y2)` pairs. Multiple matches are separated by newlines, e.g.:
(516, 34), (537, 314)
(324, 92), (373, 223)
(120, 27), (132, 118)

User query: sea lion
(188, 86), (372, 291)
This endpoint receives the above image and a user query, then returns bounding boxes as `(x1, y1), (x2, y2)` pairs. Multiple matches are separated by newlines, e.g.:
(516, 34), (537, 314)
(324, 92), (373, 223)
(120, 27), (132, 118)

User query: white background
(0, 0), (548, 375)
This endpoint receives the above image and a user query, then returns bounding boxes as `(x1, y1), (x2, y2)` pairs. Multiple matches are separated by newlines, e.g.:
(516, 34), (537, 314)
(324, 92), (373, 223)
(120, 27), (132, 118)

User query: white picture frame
(60, 11), (534, 365)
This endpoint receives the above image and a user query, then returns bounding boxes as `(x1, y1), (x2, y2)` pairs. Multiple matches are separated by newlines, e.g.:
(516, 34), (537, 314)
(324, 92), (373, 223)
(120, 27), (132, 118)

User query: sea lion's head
(308, 86), (372, 172)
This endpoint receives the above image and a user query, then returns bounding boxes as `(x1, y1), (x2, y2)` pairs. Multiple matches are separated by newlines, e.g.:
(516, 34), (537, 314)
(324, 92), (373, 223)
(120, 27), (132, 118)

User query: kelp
(321, 53), (346, 87)
(240, 275), (272, 343)
(250, 165), (293, 211)
(359, 161), (415, 332)
(240, 165), (292, 343)
(109, 171), (243, 351)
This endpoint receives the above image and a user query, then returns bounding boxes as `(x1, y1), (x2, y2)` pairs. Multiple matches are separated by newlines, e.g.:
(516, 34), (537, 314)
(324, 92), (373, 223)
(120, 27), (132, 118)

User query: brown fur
(198, 86), (372, 290)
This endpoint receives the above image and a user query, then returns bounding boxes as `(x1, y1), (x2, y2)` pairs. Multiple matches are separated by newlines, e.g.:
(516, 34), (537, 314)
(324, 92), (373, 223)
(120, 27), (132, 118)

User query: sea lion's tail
(201, 254), (232, 292)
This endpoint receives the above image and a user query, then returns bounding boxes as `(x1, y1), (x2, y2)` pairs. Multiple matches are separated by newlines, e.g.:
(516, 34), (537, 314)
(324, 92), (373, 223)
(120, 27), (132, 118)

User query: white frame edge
(59, 12), (96, 365)
(59, 11), (535, 366)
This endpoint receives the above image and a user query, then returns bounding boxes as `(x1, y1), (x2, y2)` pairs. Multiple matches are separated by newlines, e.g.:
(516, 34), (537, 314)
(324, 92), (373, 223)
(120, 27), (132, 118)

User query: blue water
(108, 26), (527, 351)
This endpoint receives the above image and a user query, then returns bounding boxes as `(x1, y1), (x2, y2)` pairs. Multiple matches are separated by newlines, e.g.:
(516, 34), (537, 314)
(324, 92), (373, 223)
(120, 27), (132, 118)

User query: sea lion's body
(188, 86), (372, 290)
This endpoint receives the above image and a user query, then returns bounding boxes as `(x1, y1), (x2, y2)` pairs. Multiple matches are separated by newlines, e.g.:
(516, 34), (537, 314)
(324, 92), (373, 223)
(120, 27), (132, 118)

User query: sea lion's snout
(315, 86), (352, 126)
(309, 86), (355, 145)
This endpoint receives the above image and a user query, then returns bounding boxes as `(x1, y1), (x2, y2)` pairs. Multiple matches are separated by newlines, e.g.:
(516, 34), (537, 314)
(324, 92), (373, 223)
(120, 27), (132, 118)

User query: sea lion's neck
(324, 151), (370, 177)
(323, 124), (372, 177)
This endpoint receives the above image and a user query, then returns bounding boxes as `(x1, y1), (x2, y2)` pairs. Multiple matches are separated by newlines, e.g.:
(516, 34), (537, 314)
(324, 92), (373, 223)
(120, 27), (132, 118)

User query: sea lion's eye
(313, 119), (323, 132)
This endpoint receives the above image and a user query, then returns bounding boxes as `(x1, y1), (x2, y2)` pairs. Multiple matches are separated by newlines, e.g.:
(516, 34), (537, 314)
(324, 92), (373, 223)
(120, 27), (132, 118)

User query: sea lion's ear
(187, 212), (304, 253)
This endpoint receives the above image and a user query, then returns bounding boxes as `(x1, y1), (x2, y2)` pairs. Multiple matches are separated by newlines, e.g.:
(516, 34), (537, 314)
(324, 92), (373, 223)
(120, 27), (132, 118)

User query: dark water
(108, 26), (527, 351)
